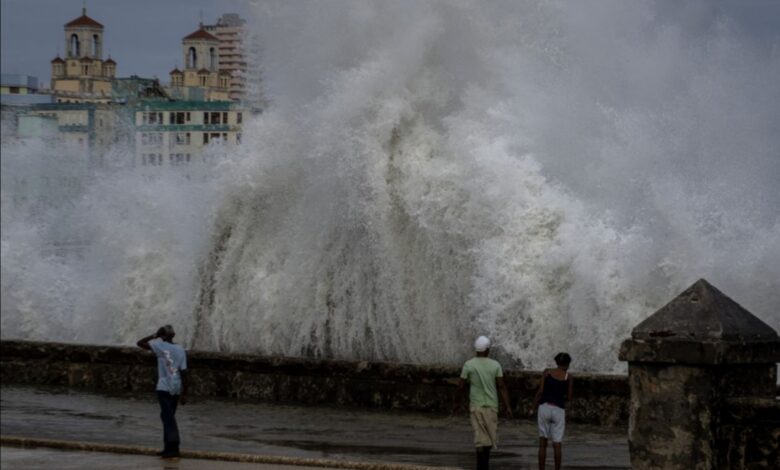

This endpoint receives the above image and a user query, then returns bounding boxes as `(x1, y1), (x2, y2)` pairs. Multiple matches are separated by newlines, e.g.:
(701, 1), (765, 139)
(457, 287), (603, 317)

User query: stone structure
(167, 25), (230, 102)
(1, 339), (628, 425)
(619, 279), (779, 469)
(51, 8), (116, 103)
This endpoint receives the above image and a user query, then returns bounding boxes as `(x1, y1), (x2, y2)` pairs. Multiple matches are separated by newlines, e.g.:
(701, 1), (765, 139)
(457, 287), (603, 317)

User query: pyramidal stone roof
(183, 28), (219, 42)
(65, 9), (104, 29)
(632, 279), (778, 342)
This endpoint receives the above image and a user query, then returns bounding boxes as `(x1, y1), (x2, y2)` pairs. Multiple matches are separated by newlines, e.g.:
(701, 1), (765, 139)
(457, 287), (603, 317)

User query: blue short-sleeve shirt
(149, 339), (187, 395)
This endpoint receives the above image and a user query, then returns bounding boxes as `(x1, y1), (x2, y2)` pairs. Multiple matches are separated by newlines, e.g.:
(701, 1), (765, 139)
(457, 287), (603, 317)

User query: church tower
(167, 24), (229, 101)
(51, 7), (116, 102)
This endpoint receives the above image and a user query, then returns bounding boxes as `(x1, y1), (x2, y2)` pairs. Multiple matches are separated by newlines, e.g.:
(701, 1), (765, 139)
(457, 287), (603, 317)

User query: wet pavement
(0, 386), (629, 469)
(0, 446), (343, 470)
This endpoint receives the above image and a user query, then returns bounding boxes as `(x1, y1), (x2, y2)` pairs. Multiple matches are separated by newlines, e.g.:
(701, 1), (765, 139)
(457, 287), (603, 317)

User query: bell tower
(65, 7), (103, 59)
(51, 7), (116, 102)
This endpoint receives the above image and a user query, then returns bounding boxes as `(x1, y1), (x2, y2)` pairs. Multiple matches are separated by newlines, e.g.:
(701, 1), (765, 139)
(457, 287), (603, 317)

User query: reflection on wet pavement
(0, 386), (629, 469)
(0, 446), (342, 470)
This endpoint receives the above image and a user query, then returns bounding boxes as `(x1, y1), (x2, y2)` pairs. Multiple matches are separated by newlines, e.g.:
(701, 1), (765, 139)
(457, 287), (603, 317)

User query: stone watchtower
(620, 279), (779, 469)
(51, 8), (116, 99)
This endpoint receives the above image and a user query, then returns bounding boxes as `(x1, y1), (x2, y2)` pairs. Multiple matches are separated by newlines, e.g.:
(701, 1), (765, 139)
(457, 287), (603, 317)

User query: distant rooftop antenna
(199, 10), (204, 28)
(82, 0), (86, 15)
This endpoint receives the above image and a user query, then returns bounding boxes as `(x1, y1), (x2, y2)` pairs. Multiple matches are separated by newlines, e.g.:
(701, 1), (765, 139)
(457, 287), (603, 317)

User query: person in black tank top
(532, 353), (573, 470)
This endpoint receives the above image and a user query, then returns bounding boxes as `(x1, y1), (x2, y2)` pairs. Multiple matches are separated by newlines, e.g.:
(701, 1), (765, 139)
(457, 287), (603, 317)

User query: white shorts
(538, 403), (566, 443)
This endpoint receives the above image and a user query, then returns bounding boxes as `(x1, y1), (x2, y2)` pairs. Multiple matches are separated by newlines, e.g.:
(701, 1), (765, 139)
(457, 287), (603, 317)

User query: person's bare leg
(538, 437), (547, 469)
(552, 442), (562, 470)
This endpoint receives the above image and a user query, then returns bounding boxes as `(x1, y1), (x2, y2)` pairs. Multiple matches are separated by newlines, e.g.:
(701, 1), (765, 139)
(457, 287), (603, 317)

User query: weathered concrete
(1, 385), (631, 469)
(0, 339), (628, 425)
(619, 279), (780, 470)
(0, 436), (454, 470)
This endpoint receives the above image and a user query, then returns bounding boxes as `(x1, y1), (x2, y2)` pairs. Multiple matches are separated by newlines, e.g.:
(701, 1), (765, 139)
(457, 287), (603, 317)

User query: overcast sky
(1, 0), (252, 87)
(2, 0), (779, 94)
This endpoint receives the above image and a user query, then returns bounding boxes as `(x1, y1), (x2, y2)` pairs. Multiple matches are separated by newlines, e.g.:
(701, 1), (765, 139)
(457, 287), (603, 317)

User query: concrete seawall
(0, 340), (629, 425)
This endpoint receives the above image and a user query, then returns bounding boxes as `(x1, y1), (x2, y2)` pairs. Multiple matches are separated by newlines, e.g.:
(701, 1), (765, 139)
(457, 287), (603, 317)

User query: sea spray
(2, 1), (779, 371)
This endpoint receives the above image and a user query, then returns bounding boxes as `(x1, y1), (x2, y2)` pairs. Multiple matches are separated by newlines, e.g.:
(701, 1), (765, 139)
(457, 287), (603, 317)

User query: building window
(170, 112), (186, 125)
(187, 47), (197, 69)
(82, 65), (89, 75)
(210, 47), (217, 70)
(141, 132), (163, 146)
(144, 153), (163, 166)
(92, 34), (100, 57)
(169, 153), (189, 166)
(203, 133), (209, 144)
(142, 112), (164, 125)
(9, 87), (20, 94)
(237, 112), (242, 124)
(210, 112), (221, 124)
(222, 112), (228, 123)
(70, 34), (80, 57)
(186, 112), (191, 122)
(236, 132), (242, 144)
(172, 132), (191, 146)
(200, 76), (207, 86)
(203, 112), (209, 125)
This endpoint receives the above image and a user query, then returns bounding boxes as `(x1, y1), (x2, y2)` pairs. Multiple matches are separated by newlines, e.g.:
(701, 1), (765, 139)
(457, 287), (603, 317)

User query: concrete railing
(0, 339), (628, 425)
(619, 279), (779, 469)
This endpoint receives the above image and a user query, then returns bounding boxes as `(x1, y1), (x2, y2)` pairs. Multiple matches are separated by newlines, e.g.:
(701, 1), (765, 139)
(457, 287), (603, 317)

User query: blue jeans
(157, 391), (180, 452)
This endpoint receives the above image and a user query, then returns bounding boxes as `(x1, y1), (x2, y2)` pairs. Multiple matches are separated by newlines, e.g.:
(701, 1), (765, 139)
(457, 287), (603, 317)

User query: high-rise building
(204, 13), (247, 102)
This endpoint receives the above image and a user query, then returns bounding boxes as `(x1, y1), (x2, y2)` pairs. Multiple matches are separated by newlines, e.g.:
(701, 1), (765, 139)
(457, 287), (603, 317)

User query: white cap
(474, 336), (491, 352)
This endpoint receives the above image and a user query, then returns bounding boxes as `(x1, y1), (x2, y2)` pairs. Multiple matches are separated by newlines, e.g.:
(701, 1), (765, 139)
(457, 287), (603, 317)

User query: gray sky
(1, 0), (252, 87)
(2, 0), (779, 94)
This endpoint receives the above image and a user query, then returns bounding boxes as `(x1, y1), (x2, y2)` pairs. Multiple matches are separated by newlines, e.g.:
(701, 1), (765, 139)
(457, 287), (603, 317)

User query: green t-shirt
(460, 357), (503, 411)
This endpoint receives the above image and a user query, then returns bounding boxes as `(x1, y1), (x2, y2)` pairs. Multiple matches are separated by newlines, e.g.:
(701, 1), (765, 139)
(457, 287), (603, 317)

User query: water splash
(2, 1), (779, 372)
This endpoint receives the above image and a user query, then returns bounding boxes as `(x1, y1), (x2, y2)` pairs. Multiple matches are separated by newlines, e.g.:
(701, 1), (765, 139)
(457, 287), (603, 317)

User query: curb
(0, 435), (460, 470)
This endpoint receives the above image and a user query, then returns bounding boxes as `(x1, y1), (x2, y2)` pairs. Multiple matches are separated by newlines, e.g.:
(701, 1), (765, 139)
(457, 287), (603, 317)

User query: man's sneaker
(160, 451), (180, 459)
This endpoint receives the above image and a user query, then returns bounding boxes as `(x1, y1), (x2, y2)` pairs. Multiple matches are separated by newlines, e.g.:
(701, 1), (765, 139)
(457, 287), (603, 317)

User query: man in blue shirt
(137, 325), (188, 459)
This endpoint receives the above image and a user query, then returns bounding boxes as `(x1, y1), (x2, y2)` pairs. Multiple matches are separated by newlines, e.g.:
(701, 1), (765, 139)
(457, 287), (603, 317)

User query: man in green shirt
(454, 336), (513, 470)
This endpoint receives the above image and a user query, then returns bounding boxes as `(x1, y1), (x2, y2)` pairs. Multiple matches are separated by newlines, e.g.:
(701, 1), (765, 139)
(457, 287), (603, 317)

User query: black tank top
(540, 372), (569, 409)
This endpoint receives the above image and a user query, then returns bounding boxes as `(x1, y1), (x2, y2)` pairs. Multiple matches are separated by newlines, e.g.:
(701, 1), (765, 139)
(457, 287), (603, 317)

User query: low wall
(717, 397), (780, 468)
(0, 340), (629, 425)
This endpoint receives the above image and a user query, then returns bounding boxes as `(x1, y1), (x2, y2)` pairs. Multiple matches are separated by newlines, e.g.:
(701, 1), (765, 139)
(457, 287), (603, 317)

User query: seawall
(0, 340), (629, 425)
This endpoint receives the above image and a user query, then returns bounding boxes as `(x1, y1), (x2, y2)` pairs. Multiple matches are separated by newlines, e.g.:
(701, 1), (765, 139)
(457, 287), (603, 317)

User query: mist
(2, 0), (779, 372)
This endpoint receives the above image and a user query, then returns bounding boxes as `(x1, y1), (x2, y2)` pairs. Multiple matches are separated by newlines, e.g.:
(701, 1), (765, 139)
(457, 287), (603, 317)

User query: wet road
(0, 446), (345, 470)
(0, 386), (629, 469)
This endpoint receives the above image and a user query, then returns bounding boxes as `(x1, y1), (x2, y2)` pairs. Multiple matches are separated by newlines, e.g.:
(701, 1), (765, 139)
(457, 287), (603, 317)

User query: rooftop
(631, 279), (778, 342)
(183, 28), (219, 42)
(1, 74), (38, 89)
(65, 8), (103, 29)
(135, 100), (239, 111)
